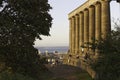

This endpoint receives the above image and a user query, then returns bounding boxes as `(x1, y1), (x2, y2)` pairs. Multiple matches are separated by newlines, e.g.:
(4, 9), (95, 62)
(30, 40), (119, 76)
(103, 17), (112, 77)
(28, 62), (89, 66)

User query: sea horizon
(35, 46), (69, 53)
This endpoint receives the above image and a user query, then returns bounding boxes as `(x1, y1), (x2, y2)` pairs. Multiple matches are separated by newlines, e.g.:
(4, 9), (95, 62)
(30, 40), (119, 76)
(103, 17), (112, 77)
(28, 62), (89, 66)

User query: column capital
(89, 5), (95, 8)
(95, 1), (101, 6)
(101, 0), (111, 3)
(79, 11), (84, 14)
(68, 17), (72, 20)
(84, 8), (89, 11)
(75, 14), (79, 17)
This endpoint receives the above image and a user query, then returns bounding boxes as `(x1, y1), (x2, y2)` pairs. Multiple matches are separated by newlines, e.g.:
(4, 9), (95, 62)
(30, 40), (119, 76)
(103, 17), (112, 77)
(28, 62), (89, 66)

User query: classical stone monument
(67, 0), (120, 78)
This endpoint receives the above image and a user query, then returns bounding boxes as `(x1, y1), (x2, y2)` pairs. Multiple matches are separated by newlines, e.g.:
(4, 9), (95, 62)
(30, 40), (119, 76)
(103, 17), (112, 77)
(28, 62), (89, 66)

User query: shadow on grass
(75, 70), (93, 80)
(49, 77), (67, 80)
(41, 64), (93, 80)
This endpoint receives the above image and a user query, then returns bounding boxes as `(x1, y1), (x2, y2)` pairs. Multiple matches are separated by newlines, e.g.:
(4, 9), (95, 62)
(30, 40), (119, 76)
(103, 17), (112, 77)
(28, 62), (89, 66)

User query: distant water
(35, 46), (69, 53)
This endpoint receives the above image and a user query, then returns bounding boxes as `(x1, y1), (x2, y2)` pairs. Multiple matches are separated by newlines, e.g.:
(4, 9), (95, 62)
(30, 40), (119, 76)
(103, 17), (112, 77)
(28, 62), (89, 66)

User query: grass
(0, 64), (93, 80)
(75, 71), (93, 80)
(41, 64), (93, 80)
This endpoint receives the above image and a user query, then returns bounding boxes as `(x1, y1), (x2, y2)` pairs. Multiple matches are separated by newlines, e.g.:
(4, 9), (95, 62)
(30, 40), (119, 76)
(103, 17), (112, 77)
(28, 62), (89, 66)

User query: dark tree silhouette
(0, 0), (52, 79)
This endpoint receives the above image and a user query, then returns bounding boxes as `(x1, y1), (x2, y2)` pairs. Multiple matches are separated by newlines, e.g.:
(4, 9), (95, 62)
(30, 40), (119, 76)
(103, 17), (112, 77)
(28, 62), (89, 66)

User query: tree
(90, 19), (120, 80)
(0, 0), (52, 79)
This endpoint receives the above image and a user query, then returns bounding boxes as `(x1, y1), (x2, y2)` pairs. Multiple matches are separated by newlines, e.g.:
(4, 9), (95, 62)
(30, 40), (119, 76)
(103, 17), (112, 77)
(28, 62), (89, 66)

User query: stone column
(75, 14), (79, 54)
(84, 9), (89, 52)
(89, 5), (95, 54)
(72, 17), (75, 54)
(101, 0), (111, 39)
(95, 2), (101, 57)
(79, 12), (84, 54)
(69, 18), (72, 53)
(95, 2), (101, 41)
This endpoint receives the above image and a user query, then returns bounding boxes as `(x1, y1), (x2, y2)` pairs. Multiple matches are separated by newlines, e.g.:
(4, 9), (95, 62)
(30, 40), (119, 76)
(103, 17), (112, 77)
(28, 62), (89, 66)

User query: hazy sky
(34, 0), (120, 47)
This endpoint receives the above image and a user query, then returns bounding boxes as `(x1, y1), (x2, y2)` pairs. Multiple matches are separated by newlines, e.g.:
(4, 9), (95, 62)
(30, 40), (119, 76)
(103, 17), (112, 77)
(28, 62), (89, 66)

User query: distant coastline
(35, 46), (69, 53)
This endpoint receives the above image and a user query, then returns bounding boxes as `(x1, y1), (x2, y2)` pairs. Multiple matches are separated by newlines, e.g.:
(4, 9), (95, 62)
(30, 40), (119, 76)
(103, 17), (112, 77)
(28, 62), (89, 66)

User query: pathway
(45, 65), (91, 80)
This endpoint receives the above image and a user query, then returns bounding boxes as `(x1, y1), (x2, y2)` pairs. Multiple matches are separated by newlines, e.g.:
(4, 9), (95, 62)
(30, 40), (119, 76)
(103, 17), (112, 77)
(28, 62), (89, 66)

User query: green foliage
(90, 26), (120, 80)
(0, 71), (36, 80)
(0, 0), (52, 79)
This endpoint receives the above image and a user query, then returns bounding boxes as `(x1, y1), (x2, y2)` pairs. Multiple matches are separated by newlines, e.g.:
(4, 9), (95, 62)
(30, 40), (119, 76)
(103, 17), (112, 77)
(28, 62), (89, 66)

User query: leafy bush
(90, 26), (120, 80)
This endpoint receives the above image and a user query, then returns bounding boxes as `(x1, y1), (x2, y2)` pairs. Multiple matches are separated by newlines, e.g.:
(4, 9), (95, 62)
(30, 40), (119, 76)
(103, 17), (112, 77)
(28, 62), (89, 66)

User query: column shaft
(84, 9), (89, 52)
(95, 2), (102, 57)
(89, 5), (95, 54)
(75, 15), (79, 54)
(72, 17), (75, 54)
(101, 1), (111, 39)
(89, 5), (95, 44)
(79, 12), (84, 54)
(69, 18), (72, 53)
(95, 2), (101, 41)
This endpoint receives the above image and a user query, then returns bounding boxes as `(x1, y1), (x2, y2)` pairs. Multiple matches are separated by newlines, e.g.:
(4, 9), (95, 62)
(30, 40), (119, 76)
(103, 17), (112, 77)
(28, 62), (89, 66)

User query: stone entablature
(68, 0), (111, 18)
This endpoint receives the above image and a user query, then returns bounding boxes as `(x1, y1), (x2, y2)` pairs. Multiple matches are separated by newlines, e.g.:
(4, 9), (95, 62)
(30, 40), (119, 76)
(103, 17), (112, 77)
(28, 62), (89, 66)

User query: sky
(34, 0), (120, 47)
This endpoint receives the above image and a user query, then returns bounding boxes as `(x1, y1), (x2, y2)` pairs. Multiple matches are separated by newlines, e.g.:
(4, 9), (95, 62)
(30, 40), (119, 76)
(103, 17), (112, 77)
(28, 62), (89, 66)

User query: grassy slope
(41, 64), (93, 80)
